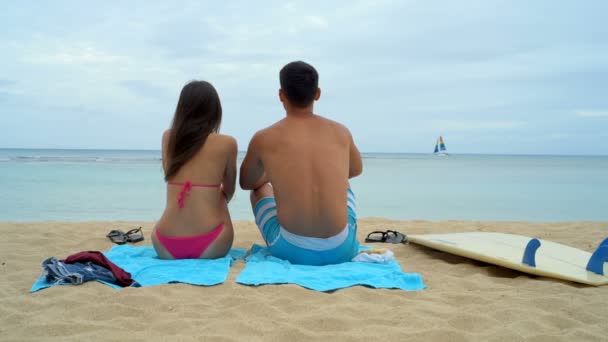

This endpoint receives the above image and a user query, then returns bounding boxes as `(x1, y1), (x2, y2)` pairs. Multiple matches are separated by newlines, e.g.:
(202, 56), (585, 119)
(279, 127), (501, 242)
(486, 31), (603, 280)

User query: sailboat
(434, 136), (448, 156)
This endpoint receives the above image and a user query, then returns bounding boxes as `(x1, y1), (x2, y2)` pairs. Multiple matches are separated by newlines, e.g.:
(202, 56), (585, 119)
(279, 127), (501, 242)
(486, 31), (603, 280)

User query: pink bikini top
(168, 181), (221, 209)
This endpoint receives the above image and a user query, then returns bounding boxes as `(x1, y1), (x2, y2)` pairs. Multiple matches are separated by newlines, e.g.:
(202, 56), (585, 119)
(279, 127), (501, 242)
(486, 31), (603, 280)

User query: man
(240, 61), (363, 265)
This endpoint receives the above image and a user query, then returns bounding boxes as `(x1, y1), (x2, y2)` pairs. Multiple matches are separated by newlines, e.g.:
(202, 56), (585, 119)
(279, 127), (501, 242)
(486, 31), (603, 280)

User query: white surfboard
(407, 232), (608, 286)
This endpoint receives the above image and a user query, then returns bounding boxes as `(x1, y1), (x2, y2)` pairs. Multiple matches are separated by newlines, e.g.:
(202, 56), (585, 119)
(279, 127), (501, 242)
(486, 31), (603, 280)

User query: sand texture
(1, 220), (607, 341)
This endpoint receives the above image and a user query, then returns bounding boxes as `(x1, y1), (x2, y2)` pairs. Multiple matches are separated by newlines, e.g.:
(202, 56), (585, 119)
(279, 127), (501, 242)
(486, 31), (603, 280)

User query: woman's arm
(161, 129), (171, 174)
(221, 136), (238, 202)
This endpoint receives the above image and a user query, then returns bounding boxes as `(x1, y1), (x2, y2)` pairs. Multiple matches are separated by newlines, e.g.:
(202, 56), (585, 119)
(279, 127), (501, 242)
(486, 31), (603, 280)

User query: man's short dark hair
(279, 61), (319, 107)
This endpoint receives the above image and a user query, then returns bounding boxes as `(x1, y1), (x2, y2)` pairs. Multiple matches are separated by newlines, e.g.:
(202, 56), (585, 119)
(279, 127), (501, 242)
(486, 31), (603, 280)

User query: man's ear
(314, 88), (321, 101)
(279, 88), (285, 102)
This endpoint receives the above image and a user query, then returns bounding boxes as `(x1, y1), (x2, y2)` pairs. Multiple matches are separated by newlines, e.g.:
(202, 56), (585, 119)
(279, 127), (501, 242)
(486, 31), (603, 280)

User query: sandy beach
(1, 219), (607, 341)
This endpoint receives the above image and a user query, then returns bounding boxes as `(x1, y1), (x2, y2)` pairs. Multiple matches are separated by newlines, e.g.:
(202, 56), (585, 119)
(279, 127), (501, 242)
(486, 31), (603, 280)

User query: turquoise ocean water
(0, 149), (606, 222)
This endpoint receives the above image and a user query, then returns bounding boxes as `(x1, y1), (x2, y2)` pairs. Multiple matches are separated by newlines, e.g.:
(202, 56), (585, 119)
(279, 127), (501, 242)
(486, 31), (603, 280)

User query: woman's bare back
(153, 131), (237, 258)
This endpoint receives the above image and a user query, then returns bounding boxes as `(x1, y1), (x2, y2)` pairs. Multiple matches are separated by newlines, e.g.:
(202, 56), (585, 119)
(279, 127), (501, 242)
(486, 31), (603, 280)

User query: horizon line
(0, 147), (606, 157)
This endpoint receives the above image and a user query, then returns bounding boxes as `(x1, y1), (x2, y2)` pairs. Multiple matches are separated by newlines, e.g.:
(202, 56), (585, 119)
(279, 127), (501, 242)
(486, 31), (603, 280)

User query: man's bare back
(240, 61), (362, 240)
(241, 61), (362, 265)
(244, 113), (361, 237)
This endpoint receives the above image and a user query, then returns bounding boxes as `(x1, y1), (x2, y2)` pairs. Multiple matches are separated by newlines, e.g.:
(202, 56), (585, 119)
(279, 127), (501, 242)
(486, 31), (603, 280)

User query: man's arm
(347, 129), (363, 178)
(221, 137), (238, 202)
(239, 132), (267, 190)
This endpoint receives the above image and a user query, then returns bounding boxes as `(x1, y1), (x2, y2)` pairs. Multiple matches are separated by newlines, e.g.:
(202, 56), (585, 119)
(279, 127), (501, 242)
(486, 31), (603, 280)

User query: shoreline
(2, 219), (607, 341)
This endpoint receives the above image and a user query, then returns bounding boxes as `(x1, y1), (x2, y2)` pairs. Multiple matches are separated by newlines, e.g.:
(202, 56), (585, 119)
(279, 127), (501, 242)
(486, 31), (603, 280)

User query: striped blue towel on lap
(235, 244), (426, 292)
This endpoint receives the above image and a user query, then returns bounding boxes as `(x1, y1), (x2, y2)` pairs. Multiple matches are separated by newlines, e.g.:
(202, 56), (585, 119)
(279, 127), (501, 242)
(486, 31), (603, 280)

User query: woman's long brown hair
(164, 81), (222, 181)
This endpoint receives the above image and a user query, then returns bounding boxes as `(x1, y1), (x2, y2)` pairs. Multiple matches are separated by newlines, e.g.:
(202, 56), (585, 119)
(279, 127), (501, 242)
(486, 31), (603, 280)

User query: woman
(152, 81), (236, 259)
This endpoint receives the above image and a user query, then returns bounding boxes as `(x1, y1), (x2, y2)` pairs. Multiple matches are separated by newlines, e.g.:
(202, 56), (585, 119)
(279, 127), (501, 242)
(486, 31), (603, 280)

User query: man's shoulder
(252, 120), (285, 140)
(315, 115), (351, 135)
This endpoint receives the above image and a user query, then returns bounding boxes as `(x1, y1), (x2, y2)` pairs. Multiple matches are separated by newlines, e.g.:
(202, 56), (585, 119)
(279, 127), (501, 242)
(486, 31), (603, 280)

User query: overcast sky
(1, 1), (607, 154)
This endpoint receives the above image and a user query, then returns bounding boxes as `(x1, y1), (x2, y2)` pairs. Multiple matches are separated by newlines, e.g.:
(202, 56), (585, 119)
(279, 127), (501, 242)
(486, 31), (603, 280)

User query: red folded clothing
(62, 251), (134, 287)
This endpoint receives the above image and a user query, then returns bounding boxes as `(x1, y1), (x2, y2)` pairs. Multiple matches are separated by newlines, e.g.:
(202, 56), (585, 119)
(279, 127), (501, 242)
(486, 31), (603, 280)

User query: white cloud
(24, 46), (126, 65)
(282, 2), (296, 12)
(304, 15), (329, 30)
(424, 120), (525, 131)
(575, 110), (608, 118)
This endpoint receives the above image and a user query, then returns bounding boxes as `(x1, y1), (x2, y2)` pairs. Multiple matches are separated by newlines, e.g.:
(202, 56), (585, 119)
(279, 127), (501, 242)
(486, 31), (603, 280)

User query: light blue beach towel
(31, 245), (246, 292)
(236, 244), (426, 292)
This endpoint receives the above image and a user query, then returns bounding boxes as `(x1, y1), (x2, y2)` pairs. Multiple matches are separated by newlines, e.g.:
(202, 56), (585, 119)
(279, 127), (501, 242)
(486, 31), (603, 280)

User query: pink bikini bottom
(155, 223), (224, 259)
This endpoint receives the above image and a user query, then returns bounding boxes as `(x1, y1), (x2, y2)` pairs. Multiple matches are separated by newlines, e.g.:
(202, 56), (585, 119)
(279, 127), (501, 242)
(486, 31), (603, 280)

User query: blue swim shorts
(253, 189), (359, 266)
